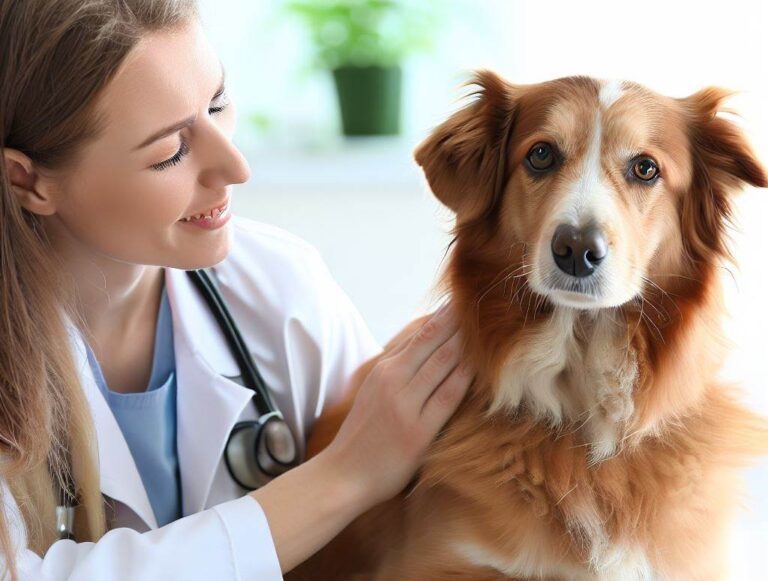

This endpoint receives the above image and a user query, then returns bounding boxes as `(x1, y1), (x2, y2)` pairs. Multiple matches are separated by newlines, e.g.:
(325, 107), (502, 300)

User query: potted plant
(286, 0), (435, 136)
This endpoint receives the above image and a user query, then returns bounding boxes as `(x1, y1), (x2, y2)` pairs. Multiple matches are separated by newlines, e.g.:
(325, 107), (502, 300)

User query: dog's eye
(527, 143), (556, 171)
(632, 158), (659, 182)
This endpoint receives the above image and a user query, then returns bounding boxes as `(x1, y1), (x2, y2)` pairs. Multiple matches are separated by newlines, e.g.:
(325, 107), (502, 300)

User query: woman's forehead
(90, 20), (222, 151)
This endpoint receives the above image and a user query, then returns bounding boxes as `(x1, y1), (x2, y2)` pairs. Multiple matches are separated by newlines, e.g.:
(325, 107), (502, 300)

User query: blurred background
(199, 0), (768, 577)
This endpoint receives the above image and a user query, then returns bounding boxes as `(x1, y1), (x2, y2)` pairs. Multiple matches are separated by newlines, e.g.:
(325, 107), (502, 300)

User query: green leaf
(284, 0), (439, 69)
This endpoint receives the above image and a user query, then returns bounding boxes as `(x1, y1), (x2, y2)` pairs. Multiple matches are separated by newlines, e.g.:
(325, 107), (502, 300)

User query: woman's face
(43, 18), (250, 270)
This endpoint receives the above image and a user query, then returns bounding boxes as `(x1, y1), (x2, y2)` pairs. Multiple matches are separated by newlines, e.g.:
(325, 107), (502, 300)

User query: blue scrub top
(83, 278), (182, 527)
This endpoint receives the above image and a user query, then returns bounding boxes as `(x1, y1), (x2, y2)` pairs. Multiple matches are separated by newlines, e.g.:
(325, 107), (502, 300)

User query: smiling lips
(180, 199), (229, 222)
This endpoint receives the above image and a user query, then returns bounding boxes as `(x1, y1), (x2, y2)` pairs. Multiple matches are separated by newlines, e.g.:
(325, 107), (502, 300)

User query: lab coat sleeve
(4, 484), (282, 581)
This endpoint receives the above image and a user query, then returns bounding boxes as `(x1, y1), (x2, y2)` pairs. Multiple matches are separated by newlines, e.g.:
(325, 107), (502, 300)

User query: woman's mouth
(178, 200), (231, 230)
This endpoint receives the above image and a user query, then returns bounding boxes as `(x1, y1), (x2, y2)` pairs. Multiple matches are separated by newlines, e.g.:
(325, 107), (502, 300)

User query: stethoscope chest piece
(225, 411), (298, 490)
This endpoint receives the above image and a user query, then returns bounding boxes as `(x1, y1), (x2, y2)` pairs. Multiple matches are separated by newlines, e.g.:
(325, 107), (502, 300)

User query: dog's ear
(414, 70), (518, 224)
(684, 87), (768, 189)
(680, 87), (768, 260)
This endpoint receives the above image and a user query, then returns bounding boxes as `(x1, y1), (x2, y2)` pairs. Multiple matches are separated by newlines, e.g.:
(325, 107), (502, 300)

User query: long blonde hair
(0, 0), (198, 577)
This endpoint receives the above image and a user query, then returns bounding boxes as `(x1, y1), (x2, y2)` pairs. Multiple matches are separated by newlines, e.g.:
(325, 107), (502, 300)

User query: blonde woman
(0, 1), (474, 579)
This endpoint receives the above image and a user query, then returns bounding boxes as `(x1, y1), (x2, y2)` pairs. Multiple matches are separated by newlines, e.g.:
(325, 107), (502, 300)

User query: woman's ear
(679, 88), (768, 261)
(414, 70), (519, 224)
(2, 148), (57, 216)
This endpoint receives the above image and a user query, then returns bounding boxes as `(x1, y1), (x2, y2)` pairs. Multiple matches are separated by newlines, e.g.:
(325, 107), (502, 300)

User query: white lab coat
(1, 216), (381, 580)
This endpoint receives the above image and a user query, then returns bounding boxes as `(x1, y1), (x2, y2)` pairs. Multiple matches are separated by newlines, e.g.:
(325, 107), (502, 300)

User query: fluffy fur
(287, 73), (768, 580)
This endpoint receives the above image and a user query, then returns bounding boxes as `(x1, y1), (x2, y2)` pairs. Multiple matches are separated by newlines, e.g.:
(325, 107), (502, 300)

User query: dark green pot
(332, 65), (402, 136)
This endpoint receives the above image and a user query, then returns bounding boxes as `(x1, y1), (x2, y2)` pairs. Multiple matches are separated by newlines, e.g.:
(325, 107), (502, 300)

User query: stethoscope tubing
(186, 268), (277, 416)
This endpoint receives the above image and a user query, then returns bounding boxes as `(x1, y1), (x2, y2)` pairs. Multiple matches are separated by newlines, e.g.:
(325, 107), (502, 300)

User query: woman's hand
(322, 302), (475, 509)
(250, 303), (474, 574)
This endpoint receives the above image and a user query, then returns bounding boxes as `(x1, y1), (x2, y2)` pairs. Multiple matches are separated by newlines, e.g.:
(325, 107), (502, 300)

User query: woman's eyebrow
(132, 63), (226, 151)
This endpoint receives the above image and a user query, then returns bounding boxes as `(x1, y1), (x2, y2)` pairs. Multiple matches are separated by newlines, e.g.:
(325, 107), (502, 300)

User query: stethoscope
(56, 268), (300, 540)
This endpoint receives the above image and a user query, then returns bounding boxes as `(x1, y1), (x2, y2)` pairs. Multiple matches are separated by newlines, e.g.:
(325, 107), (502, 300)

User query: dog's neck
(450, 236), (725, 463)
(491, 307), (638, 463)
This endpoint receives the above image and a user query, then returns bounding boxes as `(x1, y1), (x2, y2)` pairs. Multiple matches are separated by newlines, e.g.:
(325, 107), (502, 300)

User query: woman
(0, 1), (473, 579)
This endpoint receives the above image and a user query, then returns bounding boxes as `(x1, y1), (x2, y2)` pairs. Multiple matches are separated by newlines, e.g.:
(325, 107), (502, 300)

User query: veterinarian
(0, 1), (474, 579)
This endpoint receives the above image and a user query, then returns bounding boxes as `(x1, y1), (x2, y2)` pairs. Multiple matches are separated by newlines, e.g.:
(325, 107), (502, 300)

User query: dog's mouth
(529, 267), (637, 310)
(519, 239), (643, 310)
(534, 270), (643, 310)
(540, 274), (605, 309)
(546, 272), (602, 295)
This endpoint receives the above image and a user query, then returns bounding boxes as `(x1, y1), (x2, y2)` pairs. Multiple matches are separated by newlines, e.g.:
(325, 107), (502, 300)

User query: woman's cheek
(136, 172), (194, 227)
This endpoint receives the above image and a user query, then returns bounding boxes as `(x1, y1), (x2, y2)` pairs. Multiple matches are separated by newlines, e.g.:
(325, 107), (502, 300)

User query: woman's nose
(197, 121), (251, 189)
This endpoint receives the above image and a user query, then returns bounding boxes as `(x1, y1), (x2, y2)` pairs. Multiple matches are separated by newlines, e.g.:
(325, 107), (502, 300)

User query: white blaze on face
(554, 79), (625, 228)
(598, 78), (625, 110)
(529, 79), (638, 308)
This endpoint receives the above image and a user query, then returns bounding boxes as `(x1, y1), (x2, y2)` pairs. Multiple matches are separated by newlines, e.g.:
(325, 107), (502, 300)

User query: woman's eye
(632, 157), (660, 182)
(149, 92), (229, 172)
(150, 141), (190, 172)
(209, 90), (229, 115)
(526, 142), (556, 172)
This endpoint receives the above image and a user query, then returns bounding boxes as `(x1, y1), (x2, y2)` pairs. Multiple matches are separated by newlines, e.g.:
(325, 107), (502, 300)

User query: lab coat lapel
(165, 267), (255, 516)
(68, 325), (159, 530)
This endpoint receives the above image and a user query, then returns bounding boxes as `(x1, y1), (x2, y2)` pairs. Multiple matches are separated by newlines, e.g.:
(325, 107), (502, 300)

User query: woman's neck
(43, 215), (166, 359)
(78, 263), (165, 350)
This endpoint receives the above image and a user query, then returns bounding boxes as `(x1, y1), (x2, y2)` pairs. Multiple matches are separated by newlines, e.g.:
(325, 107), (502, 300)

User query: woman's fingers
(381, 302), (453, 361)
(404, 331), (464, 407)
(380, 315), (430, 356)
(386, 303), (458, 383)
(420, 360), (475, 428)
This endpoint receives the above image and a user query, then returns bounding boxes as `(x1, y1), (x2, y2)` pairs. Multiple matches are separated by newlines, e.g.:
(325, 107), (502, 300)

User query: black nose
(551, 224), (608, 278)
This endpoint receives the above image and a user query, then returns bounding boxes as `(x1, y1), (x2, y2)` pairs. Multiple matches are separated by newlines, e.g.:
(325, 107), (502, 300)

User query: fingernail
(459, 361), (474, 377)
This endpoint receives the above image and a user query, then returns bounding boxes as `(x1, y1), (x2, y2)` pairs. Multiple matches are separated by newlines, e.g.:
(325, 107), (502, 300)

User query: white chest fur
(491, 307), (638, 462)
(453, 539), (656, 581)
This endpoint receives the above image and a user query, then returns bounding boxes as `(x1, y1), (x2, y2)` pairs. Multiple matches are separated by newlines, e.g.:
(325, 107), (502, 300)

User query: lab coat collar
(67, 325), (159, 530)
(164, 267), (256, 516)
(67, 266), (256, 529)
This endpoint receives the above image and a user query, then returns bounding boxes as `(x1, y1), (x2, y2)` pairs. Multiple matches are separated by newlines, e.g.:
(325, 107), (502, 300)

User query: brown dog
(288, 72), (768, 580)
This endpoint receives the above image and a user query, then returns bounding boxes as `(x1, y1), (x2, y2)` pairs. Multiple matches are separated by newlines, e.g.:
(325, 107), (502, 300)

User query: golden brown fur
(288, 73), (768, 580)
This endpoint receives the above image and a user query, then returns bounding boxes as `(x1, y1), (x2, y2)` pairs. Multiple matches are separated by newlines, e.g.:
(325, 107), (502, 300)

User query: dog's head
(416, 72), (767, 311)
